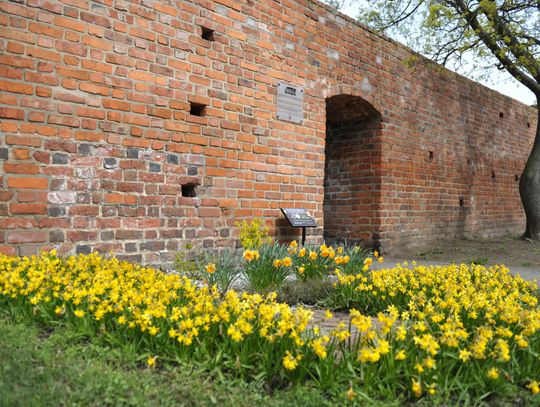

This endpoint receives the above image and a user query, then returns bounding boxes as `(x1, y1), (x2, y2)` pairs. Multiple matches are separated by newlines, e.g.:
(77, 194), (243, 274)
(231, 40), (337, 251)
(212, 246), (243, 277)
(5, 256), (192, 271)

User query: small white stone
(361, 77), (373, 93)
(48, 192), (77, 204)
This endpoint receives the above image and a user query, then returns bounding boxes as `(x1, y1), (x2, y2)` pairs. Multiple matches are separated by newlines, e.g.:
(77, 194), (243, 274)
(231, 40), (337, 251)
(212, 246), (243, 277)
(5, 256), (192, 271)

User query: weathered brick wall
(0, 0), (536, 263)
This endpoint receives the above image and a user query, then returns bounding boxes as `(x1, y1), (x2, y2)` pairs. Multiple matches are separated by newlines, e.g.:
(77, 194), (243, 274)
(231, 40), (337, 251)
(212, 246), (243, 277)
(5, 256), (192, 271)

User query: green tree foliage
(323, 0), (347, 9)
(324, 0), (540, 240)
(356, 0), (540, 92)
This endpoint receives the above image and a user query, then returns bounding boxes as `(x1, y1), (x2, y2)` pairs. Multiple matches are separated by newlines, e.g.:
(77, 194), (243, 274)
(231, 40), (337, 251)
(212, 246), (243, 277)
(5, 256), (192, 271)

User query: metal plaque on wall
(276, 82), (304, 124)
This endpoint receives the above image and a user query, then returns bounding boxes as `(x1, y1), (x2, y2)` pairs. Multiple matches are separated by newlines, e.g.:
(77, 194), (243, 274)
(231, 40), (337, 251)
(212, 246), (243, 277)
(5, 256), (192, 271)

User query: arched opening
(324, 94), (382, 247)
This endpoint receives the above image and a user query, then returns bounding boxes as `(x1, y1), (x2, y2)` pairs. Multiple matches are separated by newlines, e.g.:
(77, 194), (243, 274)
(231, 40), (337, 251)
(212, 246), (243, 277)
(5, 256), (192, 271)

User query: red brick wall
(0, 0), (536, 262)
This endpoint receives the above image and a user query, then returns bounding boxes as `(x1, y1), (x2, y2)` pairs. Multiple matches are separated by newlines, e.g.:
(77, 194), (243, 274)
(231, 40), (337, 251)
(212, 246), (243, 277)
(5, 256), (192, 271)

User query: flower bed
(0, 250), (538, 403)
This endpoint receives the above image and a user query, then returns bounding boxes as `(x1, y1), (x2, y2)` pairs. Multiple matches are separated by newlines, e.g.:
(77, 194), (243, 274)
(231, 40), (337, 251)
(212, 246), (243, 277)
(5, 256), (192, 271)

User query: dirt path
(388, 237), (540, 268)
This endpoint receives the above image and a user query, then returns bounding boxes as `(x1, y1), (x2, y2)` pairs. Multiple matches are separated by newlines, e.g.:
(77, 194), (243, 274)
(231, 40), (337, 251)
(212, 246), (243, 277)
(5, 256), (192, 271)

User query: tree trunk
(519, 102), (540, 240)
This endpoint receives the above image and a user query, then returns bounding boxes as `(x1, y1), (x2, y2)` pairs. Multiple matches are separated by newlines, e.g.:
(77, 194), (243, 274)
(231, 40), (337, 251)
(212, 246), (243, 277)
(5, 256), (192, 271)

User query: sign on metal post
(276, 82), (304, 124)
(281, 208), (317, 245)
(281, 208), (317, 228)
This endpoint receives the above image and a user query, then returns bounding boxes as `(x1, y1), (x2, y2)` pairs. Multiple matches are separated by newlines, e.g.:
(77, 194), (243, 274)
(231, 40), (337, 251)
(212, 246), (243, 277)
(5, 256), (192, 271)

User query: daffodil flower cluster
(1, 250), (538, 402)
(239, 241), (369, 291)
(245, 241), (369, 286)
(0, 251), (326, 384)
(333, 262), (540, 398)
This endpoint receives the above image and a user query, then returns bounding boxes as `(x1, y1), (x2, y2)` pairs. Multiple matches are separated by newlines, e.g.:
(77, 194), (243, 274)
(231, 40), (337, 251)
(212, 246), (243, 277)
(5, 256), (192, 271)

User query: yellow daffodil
(424, 356), (436, 369)
(487, 367), (499, 379)
(345, 386), (356, 401)
(395, 349), (406, 360)
(244, 250), (260, 261)
(358, 347), (381, 363)
(459, 349), (472, 362)
(412, 379), (422, 397)
(526, 380), (539, 395)
(282, 351), (302, 370)
(146, 356), (157, 368)
(310, 338), (328, 359)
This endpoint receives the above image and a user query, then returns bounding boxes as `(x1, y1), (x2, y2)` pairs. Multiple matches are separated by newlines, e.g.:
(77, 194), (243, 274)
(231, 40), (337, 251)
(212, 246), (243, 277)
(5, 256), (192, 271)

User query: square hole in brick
(201, 26), (215, 41)
(190, 102), (207, 117)
(182, 183), (197, 197)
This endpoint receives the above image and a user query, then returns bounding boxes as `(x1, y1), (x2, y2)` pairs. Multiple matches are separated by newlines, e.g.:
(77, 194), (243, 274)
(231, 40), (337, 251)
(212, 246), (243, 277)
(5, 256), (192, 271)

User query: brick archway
(323, 93), (382, 247)
(323, 84), (381, 114)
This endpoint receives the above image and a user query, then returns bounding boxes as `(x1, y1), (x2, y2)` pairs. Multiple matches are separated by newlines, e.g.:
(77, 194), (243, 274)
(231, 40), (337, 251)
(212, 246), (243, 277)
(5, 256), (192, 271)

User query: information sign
(276, 82), (304, 124)
(281, 208), (317, 228)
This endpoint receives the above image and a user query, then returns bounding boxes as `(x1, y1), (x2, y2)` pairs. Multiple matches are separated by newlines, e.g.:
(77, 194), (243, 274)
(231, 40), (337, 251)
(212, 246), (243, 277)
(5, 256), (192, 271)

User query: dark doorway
(324, 95), (382, 246)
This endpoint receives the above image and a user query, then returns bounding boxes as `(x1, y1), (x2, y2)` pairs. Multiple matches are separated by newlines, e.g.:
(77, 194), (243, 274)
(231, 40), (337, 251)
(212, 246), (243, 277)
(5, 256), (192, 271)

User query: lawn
(0, 317), (332, 407)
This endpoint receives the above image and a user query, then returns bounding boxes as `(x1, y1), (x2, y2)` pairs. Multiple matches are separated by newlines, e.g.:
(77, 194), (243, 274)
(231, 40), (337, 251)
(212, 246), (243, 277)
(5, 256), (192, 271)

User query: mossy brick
(167, 153), (179, 164)
(48, 206), (66, 217)
(76, 245), (92, 255)
(103, 158), (118, 169)
(52, 153), (69, 165)
(149, 162), (161, 172)
(127, 148), (140, 159)
(78, 144), (95, 156)
(49, 230), (65, 242)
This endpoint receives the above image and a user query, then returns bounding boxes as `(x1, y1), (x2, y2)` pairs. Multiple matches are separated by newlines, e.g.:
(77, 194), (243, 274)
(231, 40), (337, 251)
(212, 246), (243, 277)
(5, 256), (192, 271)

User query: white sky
(339, 3), (536, 106)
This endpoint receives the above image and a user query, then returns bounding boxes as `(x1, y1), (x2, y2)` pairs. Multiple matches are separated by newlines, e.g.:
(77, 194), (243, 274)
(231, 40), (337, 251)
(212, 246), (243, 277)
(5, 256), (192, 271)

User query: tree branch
(453, 0), (540, 95)
(520, 33), (540, 47)
(479, 0), (540, 80)
(380, 0), (425, 31)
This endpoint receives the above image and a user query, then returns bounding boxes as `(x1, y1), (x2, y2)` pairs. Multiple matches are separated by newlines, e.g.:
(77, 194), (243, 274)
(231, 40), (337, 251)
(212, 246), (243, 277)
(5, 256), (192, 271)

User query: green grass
(467, 257), (489, 265)
(416, 248), (444, 259)
(0, 315), (536, 407)
(0, 316), (333, 407)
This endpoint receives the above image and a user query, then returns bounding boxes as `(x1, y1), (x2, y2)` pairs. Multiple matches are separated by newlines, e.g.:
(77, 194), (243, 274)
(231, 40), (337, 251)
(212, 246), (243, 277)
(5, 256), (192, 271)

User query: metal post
(301, 227), (306, 246)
